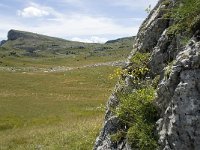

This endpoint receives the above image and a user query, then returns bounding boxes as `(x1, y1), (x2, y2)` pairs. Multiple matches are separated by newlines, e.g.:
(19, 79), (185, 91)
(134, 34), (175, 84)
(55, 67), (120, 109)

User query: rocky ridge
(94, 0), (200, 149)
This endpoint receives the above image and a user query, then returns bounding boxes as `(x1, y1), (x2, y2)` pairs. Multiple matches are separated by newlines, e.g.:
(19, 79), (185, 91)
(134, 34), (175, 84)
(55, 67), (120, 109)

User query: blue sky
(0, 0), (158, 43)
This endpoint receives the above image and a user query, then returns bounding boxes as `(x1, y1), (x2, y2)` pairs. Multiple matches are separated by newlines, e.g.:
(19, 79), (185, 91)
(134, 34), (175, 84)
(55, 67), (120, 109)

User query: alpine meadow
(0, 29), (134, 149)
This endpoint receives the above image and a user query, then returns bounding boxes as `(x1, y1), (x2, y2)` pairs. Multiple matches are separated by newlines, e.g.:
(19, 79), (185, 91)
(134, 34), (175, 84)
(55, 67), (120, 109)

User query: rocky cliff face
(94, 0), (200, 149)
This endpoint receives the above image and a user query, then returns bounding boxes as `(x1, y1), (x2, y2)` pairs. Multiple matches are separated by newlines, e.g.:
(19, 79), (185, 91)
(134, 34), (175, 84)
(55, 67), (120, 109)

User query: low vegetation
(111, 52), (159, 149)
(118, 87), (158, 149)
(0, 65), (118, 149)
(109, 52), (150, 81)
(167, 0), (200, 35)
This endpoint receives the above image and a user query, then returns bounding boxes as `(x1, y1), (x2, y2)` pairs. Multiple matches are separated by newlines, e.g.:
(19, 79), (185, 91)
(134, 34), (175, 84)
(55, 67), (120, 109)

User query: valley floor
(0, 58), (120, 149)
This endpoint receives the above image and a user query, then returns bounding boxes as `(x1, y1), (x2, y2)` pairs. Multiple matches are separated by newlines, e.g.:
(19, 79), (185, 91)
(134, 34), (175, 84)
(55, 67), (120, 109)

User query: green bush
(129, 52), (150, 81)
(127, 123), (158, 150)
(116, 86), (158, 149)
(109, 52), (150, 81)
(130, 52), (150, 67)
(110, 51), (158, 149)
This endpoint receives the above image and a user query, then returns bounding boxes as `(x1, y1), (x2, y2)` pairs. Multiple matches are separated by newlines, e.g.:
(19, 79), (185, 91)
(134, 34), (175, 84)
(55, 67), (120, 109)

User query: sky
(0, 0), (158, 43)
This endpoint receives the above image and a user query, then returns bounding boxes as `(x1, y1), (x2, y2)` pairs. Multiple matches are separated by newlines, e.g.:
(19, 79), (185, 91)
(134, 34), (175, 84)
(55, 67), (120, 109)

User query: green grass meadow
(0, 30), (133, 149)
(0, 64), (118, 149)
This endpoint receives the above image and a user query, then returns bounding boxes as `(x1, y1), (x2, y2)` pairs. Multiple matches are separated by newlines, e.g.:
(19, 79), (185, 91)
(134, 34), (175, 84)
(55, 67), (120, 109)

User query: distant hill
(2, 30), (93, 54)
(0, 29), (134, 58)
(105, 36), (135, 44)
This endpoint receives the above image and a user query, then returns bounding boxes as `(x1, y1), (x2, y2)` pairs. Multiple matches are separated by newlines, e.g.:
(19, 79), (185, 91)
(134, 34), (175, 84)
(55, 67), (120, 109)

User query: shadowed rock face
(8, 29), (32, 40)
(7, 29), (66, 41)
(8, 30), (19, 40)
(94, 0), (200, 149)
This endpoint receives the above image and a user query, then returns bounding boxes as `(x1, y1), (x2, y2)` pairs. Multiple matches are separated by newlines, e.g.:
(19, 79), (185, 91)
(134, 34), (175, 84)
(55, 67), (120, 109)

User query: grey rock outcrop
(94, 0), (200, 149)
(8, 29), (28, 40)
(0, 40), (6, 46)
(135, 0), (170, 53)
(157, 39), (200, 149)
(7, 29), (40, 41)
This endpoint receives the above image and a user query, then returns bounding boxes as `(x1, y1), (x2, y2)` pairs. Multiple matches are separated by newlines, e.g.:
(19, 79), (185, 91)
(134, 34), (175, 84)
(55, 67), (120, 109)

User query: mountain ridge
(0, 29), (135, 58)
(7, 29), (70, 42)
(2, 29), (135, 45)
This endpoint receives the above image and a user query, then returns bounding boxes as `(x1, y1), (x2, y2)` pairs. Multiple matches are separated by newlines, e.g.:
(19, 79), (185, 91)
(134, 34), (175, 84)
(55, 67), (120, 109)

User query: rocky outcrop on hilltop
(7, 29), (64, 41)
(94, 0), (200, 149)
(8, 29), (34, 40)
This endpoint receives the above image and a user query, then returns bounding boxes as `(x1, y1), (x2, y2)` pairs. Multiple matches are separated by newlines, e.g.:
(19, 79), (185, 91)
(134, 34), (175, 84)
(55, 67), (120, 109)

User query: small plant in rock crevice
(167, 0), (200, 36)
(115, 86), (158, 150)
(164, 61), (174, 80)
(110, 51), (159, 149)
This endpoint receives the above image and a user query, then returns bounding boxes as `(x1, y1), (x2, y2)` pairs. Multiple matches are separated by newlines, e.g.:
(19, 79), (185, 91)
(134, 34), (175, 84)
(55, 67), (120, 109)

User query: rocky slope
(94, 0), (200, 149)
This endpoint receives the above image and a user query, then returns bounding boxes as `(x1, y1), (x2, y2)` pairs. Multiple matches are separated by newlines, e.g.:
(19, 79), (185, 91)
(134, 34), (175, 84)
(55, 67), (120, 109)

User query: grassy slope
(0, 31), (133, 149)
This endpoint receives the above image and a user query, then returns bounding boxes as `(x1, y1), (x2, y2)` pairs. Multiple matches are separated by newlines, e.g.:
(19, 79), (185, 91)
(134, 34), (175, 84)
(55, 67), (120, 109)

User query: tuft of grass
(164, 61), (174, 80)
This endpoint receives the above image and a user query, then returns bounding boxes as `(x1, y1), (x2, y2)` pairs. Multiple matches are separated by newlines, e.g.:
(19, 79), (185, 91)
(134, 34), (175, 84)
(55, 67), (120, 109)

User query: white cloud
(17, 2), (60, 18)
(0, 2), (143, 41)
(29, 14), (139, 37)
(17, 6), (49, 18)
(0, 13), (139, 41)
(71, 36), (108, 43)
(17, 2), (64, 19)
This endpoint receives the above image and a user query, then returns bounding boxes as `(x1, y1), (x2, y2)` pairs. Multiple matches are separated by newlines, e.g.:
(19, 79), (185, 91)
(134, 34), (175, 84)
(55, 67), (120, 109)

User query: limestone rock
(157, 40), (200, 150)
(134, 0), (172, 53)
(94, 1), (172, 149)
(95, 0), (200, 149)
